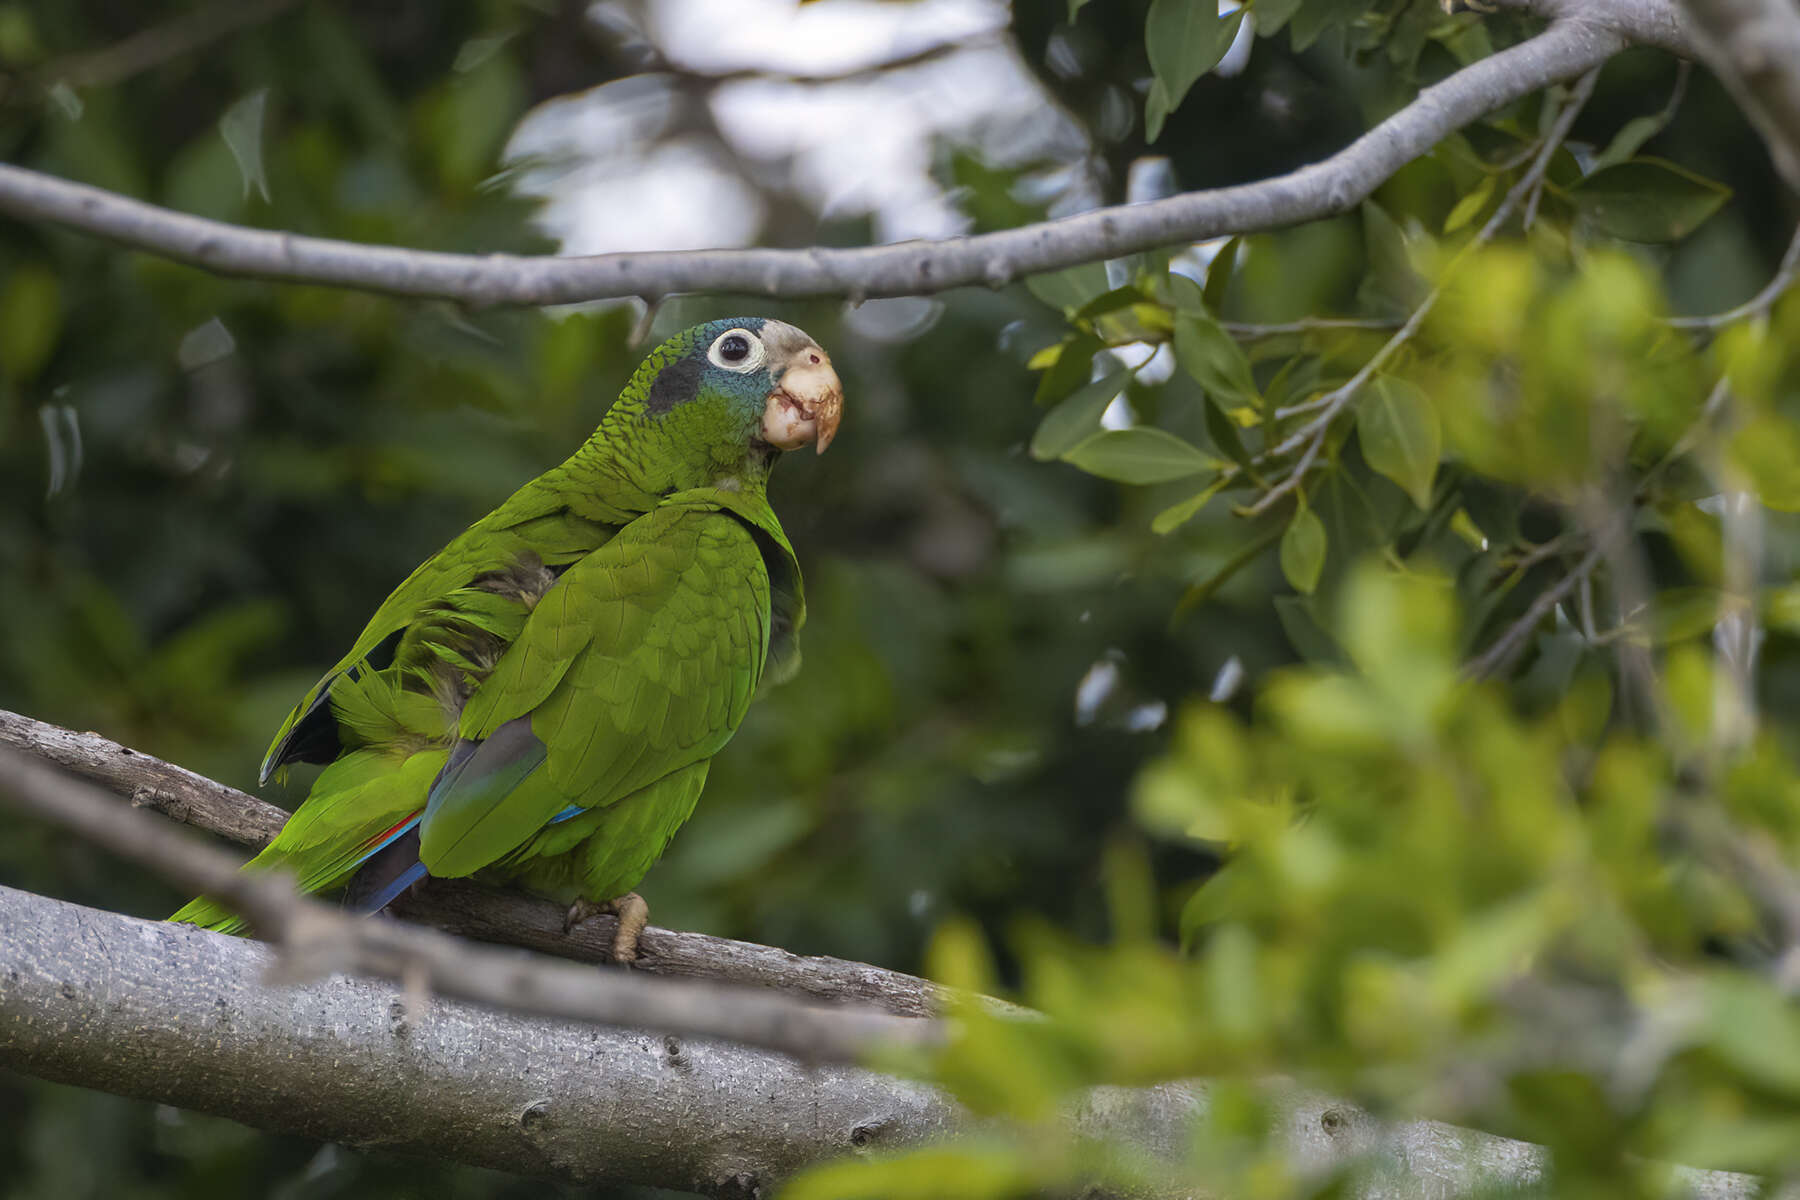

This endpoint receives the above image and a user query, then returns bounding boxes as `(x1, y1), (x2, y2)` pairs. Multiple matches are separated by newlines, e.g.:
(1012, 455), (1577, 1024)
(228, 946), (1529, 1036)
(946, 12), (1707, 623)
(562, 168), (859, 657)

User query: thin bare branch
(0, 744), (940, 1062)
(1678, 0), (1800, 193)
(1225, 317), (1405, 344)
(1668, 223), (1800, 331)
(0, 16), (1635, 307)
(656, 33), (1004, 89)
(7, 0), (300, 100)
(0, 707), (962, 1016)
(1464, 544), (1608, 681)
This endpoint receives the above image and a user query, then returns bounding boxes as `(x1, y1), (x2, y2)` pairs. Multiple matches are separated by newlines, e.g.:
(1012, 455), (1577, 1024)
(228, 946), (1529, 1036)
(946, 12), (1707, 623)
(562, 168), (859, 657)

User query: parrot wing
(259, 484), (629, 783)
(416, 493), (780, 879)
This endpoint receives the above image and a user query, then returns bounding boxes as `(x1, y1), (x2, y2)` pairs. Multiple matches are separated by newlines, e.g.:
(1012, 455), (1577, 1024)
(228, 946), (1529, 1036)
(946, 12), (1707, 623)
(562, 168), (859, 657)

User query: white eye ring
(707, 328), (765, 372)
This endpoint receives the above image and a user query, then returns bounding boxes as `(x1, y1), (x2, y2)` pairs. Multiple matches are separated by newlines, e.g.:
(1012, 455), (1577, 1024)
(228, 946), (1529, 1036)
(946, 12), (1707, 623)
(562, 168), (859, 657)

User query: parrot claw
(563, 898), (606, 934)
(563, 893), (650, 966)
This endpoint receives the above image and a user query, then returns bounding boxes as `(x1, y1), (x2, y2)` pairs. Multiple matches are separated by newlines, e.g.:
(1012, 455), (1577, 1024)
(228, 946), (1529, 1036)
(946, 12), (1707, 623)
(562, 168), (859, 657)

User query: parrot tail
(169, 746), (447, 934)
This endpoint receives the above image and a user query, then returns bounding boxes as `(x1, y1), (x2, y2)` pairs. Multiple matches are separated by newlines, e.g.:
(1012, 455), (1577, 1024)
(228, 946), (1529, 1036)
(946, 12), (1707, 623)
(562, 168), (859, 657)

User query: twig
(1668, 223), (1800, 330)
(6, 0), (300, 100)
(0, 744), (941, 1062)
(1677, 0), (1800, 193)
(1508, 533), (1575, 574)
(1576, 488), (1664, 726)
(1222, 317), (1403, 343)
(1464, 543), (1608, 680)
(0, 707), (962, 1017)
(0, 15), (1637, 307)
(1243, 69), (1603, 518)
(653, 33), (1003, 90)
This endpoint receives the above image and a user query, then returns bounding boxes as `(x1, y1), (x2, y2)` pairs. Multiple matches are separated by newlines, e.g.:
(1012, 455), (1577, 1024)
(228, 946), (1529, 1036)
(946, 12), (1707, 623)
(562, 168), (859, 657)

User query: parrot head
(593, 317), (842, 501)
(629, 316), (841, 452)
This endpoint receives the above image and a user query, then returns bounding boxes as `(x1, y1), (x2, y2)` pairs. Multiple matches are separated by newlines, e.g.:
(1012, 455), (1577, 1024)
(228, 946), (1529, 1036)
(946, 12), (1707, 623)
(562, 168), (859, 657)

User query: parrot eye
(707, 328), (765, 372)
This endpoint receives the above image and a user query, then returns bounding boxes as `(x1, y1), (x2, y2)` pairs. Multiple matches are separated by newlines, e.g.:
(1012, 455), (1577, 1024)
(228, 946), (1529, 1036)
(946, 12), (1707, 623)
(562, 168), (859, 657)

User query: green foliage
(795, 565), (1800, 1194)
(1144, 0), (1247, 142)
(5, 1), (1800, 1198)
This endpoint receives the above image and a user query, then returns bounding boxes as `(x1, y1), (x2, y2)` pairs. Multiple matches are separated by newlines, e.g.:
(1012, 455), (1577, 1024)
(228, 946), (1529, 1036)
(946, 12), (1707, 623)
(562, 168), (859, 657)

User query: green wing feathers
(259, 488), (618, 782)
(420, 499), (773, 880)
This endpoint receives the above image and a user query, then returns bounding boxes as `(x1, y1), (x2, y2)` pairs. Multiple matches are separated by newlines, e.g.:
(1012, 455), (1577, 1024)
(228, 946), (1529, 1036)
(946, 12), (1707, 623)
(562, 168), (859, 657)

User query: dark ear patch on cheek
(646, 354), (704, 414)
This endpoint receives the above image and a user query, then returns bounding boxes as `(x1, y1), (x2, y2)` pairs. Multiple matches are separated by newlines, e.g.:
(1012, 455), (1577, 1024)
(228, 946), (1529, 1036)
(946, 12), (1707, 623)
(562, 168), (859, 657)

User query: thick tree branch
(1, 884), (1777, 1197)
(0, 744), (939, 1063)
(0, 8), (1669, 306)
(0, 884), (967, 1196)
(0, 707), (957, 1017)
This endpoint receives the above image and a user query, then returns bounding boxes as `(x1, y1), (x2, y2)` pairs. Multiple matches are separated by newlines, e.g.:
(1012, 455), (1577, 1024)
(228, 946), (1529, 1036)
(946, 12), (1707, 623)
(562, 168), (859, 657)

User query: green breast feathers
(172, 318), (843, 963)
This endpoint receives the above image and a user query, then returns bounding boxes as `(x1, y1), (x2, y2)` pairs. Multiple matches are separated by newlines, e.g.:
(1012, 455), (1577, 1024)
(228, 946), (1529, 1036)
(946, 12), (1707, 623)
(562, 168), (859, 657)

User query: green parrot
(172, 318), (843, 962)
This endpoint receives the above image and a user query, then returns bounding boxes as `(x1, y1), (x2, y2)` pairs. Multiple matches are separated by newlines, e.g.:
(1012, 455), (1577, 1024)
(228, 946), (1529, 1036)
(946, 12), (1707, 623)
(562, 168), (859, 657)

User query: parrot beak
(761, 341), (843, 455)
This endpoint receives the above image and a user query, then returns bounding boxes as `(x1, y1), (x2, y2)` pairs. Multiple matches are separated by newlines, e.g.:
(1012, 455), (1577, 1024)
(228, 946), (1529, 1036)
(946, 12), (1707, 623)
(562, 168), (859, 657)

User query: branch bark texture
(1, 885), (1777, 1198)
(0, 884), (962, 1196)
(0, 0), (1689, 307)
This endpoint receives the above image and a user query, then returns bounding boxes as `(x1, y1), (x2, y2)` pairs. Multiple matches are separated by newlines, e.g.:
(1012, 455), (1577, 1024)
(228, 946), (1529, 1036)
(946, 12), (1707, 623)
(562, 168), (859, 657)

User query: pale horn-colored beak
(761, 343), (843, 454)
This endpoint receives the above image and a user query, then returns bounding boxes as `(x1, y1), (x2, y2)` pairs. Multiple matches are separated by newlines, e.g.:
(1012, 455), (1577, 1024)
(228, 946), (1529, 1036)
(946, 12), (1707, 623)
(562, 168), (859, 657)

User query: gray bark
(0, 883), (1777, 1198)
(0, 0), (1694, 308)
(0, 883), (963, 1194)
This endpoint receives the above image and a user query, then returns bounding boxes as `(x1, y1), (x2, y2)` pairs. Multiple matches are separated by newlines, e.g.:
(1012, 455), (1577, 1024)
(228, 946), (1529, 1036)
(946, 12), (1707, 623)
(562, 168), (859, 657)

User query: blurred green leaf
(1271, 592), (1341, 662)
(0, 263), (60, 383)
(1361, 200), (1426, 313)
(219, 88), (271, 202)
(1202, 399), (1257, 477)
(1144, 1), (1245, 142)
(1703, 973), (1800, 1097)
(1026, 263), (1112, 316)
(1359, 376), (1440, 510)
(1031, 366), (1132, 460)
(1568, 158), (1731, 243)
(784, 1143), (1034, 1200)
(1032, 334), (1103, 406)
(1442, 174), (1493, 234)
(1203, 238), (1240, 315)
(1729, 415), (1800, 511)
(1174, 312), (1258, 404)
(1251, 0), (1305, 37)
(1280, 499), (1326, 594)
(1594, 113), (1675, 171)
(1152, 474), (1229, 534)
(1174, 525), (1284, 620)
(1063, 429), (1217, 484)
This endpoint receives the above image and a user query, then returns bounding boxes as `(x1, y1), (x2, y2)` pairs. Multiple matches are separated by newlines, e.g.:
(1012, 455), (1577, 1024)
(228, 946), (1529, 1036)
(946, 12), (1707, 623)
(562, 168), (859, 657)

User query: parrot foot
(563, 898), (606, 934)
(563, 892), (650, 965)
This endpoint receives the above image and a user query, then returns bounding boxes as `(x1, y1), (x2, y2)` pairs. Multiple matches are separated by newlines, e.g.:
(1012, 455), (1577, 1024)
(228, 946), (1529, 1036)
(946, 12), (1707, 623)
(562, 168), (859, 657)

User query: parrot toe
(604, 893), (649, 965)
(562, 893), (650, 965)
(563, 898), (606, 934)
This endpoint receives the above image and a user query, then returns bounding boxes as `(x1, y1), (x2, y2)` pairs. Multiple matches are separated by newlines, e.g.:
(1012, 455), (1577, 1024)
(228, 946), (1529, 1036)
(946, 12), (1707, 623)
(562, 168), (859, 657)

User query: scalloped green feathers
(174, 319), (820, 933)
